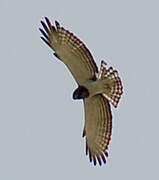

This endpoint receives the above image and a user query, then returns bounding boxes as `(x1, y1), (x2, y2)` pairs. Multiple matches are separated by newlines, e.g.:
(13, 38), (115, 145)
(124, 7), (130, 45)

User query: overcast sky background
(0, 0), (159, 179)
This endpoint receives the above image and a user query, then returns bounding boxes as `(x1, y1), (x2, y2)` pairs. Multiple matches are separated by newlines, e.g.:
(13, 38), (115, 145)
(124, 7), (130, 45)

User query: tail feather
(98, 60), (123, 108)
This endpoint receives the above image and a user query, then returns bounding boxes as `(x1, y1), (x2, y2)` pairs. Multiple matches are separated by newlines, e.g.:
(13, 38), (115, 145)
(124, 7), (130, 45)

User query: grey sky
(0, 0), (159, 179)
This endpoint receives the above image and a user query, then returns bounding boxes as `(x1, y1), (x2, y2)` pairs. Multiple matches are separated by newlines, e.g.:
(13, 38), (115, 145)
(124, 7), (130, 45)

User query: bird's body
(83, 79), (107, 97)
(39, 17), (123, 166)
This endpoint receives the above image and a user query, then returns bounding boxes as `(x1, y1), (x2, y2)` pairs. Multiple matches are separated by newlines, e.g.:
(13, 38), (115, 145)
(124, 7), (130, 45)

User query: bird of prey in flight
(39, 17), (123, 166)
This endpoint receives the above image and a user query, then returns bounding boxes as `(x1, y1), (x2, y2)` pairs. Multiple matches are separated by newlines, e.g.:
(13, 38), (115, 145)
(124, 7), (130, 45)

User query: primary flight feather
(39, 17), (123, 166)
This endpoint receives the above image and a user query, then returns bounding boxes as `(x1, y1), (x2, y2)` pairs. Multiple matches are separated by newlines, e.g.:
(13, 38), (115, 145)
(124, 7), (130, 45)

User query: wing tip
(55, 20), (60, 28)
(40, 36), (51, 48)
(86, 147), (108, 166)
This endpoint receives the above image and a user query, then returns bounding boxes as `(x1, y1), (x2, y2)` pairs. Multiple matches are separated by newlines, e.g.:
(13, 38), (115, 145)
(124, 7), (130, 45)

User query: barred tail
(98, 60), (123, 108)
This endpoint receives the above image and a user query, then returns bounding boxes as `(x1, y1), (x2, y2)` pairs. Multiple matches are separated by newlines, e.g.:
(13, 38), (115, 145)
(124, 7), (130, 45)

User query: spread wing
(39, 17), (98, 85)
(83, 95), (112, 166)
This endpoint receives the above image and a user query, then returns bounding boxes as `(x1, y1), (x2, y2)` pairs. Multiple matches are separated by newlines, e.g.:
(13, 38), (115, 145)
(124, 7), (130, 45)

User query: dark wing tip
(40, 20), (50, 34)
(39, 28), (48, 39)
(45, 17), (52, 30)
(93, 156), (97, 166)
(44, 16), (49, 22)
(97, 156), (102, 166)
(86, 142), (88, 155)
(89, 149), (92, 162)
(96, 153), (107, 166)
(86, 148), (108, 166)
(40, 37), (51, 48)
(105, 151), (109, 157)
(40, 20), (46, 27)
(55, 20), (60, 28)
(101, 153), (106, 164)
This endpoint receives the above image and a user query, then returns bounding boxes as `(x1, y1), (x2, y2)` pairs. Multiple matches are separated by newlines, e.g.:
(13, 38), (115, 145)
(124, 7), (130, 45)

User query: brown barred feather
(84, 95), (112, 166)
(39, 17), (123, 166)
(39, 17), (98, 85)
(99, 60), (123, 107)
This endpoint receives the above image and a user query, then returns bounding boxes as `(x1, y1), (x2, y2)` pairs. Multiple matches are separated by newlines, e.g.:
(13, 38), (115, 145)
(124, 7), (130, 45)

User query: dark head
(73, 86), (89, 100)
